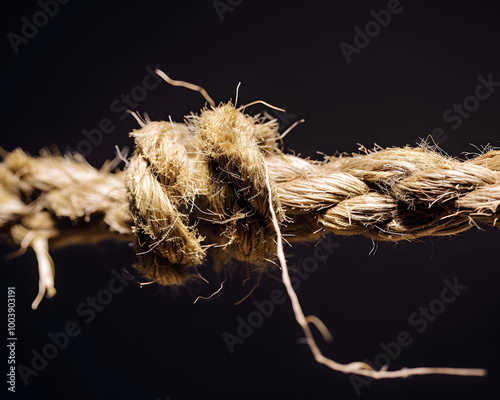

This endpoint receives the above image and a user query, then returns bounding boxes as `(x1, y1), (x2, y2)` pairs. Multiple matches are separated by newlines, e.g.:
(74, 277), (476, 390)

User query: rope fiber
(1, 77), (498, 379)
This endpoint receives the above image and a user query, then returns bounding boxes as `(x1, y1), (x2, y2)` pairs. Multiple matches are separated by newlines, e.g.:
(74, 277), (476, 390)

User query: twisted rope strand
(1, 101), (496, 379)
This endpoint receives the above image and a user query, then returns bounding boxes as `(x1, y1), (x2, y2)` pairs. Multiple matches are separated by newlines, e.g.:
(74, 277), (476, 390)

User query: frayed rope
(1, 71), (497, 379)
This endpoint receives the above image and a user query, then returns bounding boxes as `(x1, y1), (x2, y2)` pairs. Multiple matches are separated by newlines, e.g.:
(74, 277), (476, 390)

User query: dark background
(2, 0), (500, 399)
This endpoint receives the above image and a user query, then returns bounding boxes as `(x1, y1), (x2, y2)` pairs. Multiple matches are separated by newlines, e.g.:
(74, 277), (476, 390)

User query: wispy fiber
(1, 107), (499, 304)
(1, 100), (497, 380)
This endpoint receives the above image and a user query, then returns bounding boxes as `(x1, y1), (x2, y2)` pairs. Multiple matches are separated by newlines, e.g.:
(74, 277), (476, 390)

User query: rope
(1, 101), (497, 379)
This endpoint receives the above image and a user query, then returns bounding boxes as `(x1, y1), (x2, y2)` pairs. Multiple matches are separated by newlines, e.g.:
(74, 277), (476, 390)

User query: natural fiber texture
(2, 93), (496, 379)
(1, 104), (500, 300)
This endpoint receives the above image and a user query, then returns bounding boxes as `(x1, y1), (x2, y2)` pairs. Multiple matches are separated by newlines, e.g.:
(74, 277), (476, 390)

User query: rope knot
(126, 103), (284, 285)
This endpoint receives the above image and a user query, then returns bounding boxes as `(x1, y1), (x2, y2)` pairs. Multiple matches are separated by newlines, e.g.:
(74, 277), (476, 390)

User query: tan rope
(1, 101), (497, 379)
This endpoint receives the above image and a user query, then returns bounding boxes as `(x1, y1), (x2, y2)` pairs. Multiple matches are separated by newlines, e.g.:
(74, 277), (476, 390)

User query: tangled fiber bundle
(1, 71), (498, 379)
